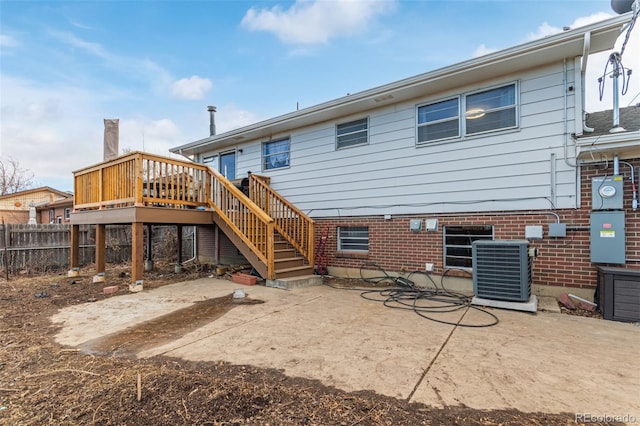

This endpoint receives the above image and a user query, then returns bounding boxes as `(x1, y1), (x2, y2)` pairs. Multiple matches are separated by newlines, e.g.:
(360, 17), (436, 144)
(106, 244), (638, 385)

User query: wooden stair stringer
(211, 211), (268, 279)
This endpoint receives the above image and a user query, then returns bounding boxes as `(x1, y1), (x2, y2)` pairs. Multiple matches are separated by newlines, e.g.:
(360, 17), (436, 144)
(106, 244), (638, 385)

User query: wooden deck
(70, 152), (314, 282)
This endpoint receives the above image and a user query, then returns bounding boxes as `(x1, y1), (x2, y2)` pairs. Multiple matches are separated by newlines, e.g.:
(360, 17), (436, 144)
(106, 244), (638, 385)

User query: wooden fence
(0, 224), (194, 275)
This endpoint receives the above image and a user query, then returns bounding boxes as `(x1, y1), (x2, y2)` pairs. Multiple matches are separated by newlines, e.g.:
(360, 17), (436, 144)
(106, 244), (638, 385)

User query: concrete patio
(51, 278), (640, 420)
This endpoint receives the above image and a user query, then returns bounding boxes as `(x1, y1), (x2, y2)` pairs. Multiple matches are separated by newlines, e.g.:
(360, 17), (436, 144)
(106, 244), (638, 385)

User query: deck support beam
(144, 224), (153, 271)
(175, 224), (183, 273)
(95, 224), (106, 275)
(69, 225), (80, 276)
(131, 222), (144, 287)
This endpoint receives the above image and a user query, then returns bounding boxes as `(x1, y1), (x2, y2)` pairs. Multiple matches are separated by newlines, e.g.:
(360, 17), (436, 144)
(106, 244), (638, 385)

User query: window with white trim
(64, 208), (71, 220)
(443, 225), (493, 268)
(336, 118), (368, 149)
(465, 84), (517, 135)
(417, 98), (460, 143)
(263, 138), (290, 170)
(417, 82), (517, 144)
(337, 226), (369, 252)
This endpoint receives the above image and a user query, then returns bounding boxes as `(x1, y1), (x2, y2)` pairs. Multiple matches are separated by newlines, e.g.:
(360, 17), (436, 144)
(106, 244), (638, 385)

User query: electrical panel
(590, 211), (625, 264)
(592, 176), (624, 210)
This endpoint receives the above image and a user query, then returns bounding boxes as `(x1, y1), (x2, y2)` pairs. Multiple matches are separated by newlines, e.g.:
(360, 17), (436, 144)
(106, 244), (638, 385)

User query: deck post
(93, 224), (106, 283)
(144, 224), (153, 271)
(68, 225), (80, 277)
(130, 222), (144, 291)
(175, 224), (183, 273)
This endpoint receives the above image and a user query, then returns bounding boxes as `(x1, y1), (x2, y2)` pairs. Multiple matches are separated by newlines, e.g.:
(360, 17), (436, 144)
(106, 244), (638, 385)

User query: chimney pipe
(207, 106), (217, 136)
(103, 119), (119, 161)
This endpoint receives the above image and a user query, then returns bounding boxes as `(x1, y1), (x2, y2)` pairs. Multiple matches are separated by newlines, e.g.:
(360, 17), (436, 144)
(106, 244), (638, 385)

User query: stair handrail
(248, 175), (315, 267)
(205, 167), (276, 280)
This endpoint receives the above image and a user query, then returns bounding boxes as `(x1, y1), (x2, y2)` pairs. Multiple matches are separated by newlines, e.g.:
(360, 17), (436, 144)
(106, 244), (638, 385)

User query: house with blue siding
(168, 13), (639, 300)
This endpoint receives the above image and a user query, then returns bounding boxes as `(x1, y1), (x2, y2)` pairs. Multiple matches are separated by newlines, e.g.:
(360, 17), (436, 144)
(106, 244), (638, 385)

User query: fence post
(3, 221), (9, 280)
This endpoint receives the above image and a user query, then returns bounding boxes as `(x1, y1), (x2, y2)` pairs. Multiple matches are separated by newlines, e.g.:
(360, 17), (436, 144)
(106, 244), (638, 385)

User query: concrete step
(267, 273), (322, 289)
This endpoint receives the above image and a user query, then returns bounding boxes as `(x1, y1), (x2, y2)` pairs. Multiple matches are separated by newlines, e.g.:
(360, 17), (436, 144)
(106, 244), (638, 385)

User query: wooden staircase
(211, 209), (313, 279)
(72, 152), (315, 281)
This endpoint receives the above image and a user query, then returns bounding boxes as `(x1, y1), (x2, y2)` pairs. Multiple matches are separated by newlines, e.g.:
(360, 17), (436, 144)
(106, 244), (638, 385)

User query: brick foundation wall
(313, 158), (640, 291)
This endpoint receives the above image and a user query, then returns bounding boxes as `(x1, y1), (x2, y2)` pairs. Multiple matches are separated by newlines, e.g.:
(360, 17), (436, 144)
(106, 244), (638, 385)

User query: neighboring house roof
(171, 13), (631, 156)
(0, 186), (71, 201)
(35, 196), (74, 210)
(584, 105), (640, 136)
(577, 105), (640, 159)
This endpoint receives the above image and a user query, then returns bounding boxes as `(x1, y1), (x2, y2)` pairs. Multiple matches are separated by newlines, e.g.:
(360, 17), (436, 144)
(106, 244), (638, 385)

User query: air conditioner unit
(472, 240), (532, 302)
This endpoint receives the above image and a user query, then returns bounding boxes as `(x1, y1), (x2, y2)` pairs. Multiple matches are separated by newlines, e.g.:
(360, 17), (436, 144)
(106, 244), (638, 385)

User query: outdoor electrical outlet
(425, 263), (434, 272)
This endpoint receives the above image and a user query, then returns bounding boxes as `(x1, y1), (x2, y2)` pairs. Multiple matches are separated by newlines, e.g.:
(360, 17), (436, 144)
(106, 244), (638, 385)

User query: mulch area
(0, 264), (620, 425)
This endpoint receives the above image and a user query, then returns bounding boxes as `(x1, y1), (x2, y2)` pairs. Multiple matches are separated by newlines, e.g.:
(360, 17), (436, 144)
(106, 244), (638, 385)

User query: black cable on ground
(323, 262), (499, 328)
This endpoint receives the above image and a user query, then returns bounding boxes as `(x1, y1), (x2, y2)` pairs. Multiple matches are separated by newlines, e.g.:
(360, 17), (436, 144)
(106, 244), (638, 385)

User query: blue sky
(1, 0), (638, 192)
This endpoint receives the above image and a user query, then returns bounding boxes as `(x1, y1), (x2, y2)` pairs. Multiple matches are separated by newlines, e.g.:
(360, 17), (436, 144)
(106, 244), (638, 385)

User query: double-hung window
(263, 138), (290, 170)
(417, 98), (460, 143)
(336, 118), (368, 149)
(337, 226), (369, 252)
(465, 83), (517, 135)
(417, 82), (517, 144)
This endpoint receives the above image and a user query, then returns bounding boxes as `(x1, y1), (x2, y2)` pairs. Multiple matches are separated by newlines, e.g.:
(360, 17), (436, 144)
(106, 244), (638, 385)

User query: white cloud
(216, 105), (261, 133)
(241, 0), (397, 45)
(0, 34), (19, 47)
(526, 12), (613, 41)
(171, 76), (213, 100)
(472, 44), (498, 58)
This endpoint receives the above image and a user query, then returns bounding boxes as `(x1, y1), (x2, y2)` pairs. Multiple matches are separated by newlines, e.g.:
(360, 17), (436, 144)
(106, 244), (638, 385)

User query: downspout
(581, 32), (595, 133)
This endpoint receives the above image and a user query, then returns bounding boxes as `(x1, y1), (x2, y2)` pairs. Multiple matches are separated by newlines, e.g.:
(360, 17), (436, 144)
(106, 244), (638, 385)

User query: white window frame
(416, 81), (519, 145)
(443, 225), (493, 269)
(416, 97), (460, 144)
(336, 117), (369, 149)
(64, 208), (70, 220)
(463, 82), (518, 136)
(262, 138), (290, 171)
(337, 226), (369, 252)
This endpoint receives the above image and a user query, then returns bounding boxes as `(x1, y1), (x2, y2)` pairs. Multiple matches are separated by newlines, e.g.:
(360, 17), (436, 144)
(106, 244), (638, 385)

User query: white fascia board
(171, 13), (630, 156)
(577, 131), (640, 160)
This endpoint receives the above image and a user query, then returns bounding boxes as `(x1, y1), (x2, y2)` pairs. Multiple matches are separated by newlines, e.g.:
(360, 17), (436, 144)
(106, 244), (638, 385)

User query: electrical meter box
(590, 211), (625, 264)
(592, 175), (624, 210)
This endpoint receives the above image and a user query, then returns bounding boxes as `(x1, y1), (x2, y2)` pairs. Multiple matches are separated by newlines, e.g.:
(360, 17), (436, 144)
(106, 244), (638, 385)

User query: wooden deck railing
(73, 152), (278, 279)
(249, 175), (314, 267)
(74, 152), (210, 210)
(206, 168), (276, 279)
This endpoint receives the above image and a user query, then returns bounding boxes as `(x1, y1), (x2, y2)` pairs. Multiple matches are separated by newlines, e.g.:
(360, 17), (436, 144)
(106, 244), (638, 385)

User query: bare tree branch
(0, 157), (34, 196)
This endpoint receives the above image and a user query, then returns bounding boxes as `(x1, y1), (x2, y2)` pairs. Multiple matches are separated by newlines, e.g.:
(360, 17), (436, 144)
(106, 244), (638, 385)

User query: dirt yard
(0, 264), (620, 425)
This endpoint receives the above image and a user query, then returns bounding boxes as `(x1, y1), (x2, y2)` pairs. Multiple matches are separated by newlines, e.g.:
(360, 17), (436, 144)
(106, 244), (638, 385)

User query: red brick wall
(313, 158), (640, 291)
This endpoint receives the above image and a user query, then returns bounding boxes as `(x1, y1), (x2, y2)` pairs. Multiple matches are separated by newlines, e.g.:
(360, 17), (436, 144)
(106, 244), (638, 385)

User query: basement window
(338, 226), (369, 252)
(443, 225), (493, 269)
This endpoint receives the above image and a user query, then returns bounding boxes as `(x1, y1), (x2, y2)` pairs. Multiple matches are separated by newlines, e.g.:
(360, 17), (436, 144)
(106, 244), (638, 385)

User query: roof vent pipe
(207, 105), (217, 136)
(609, 53), (626, 133)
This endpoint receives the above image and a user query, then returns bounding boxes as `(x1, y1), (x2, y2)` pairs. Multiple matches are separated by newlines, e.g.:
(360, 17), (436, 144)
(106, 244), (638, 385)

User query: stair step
(274, 248), (297, 259)
(275, 256), (306, 270)
(275, 265), (315, 279)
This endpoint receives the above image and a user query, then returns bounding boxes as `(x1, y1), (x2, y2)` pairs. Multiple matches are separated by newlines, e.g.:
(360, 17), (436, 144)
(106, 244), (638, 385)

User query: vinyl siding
(234, 62), (578, 217)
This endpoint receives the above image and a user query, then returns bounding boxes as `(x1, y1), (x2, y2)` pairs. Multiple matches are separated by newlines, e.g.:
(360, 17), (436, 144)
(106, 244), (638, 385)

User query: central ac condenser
(472, 240), (532, 302)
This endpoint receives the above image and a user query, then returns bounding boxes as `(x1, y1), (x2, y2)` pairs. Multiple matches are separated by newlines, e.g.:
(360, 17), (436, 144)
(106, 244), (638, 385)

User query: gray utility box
(590, 211), (625, 264)
(592, 175), (624, 210)
(597, 266), (640, 322)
